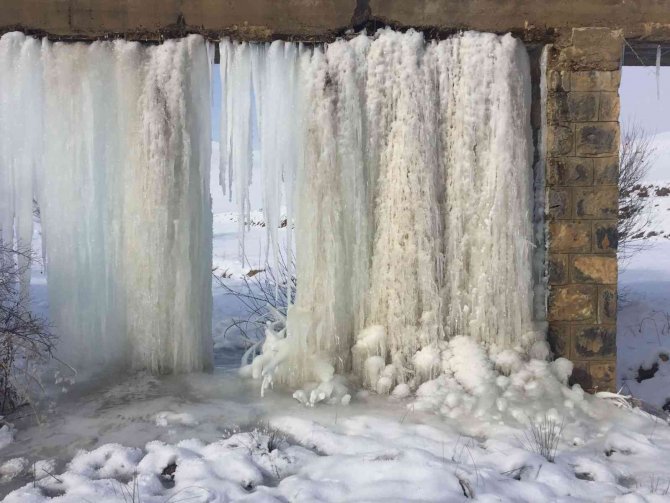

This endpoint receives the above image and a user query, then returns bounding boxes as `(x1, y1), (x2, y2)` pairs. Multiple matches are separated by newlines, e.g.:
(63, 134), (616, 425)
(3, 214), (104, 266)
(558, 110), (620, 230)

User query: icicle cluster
(222, 30), (540, 395)
(0, 33), (213, 374)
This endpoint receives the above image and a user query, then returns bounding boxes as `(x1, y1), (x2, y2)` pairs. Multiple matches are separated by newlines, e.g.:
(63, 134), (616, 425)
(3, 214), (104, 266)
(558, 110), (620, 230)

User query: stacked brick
(545, 28), (623, 392)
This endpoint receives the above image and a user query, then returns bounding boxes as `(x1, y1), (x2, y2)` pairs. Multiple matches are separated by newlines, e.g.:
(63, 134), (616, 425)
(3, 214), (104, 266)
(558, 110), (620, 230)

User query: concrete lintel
(3, 0), (670, 43)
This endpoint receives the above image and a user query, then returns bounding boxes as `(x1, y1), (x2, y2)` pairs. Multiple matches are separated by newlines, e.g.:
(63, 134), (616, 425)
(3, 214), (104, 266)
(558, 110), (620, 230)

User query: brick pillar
(545, 28), (623, 392)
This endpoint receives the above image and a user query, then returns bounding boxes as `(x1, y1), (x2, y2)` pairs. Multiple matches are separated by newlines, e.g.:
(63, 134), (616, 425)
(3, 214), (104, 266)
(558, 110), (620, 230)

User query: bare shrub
(619, 124), (657, 265)
(521, 415), (564, 463)
(213, 250), (295, 347)
(246, 420), (287, 453)
(0, 240), (57, 418)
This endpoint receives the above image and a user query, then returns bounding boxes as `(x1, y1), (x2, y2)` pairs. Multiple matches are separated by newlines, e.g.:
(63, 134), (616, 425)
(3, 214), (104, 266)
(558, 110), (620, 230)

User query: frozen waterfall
(0, 28), (539, 388)
(221, 30), (540, 391)
(0, 33), (213, 374)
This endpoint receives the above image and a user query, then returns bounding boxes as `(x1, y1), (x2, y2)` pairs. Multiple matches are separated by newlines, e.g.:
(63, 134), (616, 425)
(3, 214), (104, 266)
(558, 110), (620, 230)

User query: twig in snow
(520, 415), (564, 463)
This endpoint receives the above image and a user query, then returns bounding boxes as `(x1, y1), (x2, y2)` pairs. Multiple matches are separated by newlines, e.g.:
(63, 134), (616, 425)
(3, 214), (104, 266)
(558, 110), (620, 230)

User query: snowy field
(2, 142), (670, 501)
(618, 130), (670, 413)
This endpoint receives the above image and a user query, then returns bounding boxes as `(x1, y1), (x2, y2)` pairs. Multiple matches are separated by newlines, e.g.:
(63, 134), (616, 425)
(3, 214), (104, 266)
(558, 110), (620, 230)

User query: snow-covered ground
(618, 131), (670, 412)
(3, 144), (670, 501)
(3, 365), (670, 501)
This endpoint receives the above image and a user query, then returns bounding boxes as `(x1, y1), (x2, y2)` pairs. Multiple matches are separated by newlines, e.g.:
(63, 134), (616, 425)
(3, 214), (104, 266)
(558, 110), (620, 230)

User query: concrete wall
(2, 0), (670, 42)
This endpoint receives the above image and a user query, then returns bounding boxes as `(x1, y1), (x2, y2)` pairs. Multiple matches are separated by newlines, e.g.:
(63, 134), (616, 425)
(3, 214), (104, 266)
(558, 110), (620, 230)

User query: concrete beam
(0, 0), (357, 41)
(2, 0), (670, 42)
(370, 1), (670, 42)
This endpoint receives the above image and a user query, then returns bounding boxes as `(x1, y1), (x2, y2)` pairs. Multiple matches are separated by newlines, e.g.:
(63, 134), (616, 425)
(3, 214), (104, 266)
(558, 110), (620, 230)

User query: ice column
(436, 33), (535, 350)
(365, 30), (445, 383)
(285, 39), (373, 384)
(123, 36), (213, 373)
(0, 33), (213, 374)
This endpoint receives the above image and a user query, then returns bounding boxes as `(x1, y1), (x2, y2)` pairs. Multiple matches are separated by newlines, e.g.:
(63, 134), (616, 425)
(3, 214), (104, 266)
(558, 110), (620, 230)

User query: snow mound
(413, 336), (585, 425)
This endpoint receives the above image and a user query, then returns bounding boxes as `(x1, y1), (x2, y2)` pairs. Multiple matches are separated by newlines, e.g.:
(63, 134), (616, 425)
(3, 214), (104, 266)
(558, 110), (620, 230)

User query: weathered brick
(548, 189), (571, 219)
(589, 361), (616, 391)
(599, 92), (620, 121)
(571, 255), (617, 283)
(568, 92), (600, 121)
(548, 285), (596, 321)
(548, 254), (569, 284)
(593, 156), (619, 185)
(593, 221), (618, 252)
(573, 325), (616, 358)
(598, 285), (617, 323)
(549, 221), (591, 252)
(574, 187), (618, 219)
(571, 70), (621, 91)
(576, 122), (619, 155)
(549, 221), (592, 252)
(548, 69), (571, 92)
(547, 157), (594, 186)
(548, 124), (574, 156)
(547, 323), (570, 358)
(547, 91), (569, 123)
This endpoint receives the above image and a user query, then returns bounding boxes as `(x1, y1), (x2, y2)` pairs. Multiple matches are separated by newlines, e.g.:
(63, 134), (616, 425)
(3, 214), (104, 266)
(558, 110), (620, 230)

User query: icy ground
(3, 144), (670, 501)
(618, 130), (670, 413)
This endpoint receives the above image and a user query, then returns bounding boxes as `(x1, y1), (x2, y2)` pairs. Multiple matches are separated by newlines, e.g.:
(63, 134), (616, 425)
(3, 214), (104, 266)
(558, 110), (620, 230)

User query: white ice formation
(0, 33), (213, 374)
(220, 29), (542, 395)
(0, 28), (541, 391)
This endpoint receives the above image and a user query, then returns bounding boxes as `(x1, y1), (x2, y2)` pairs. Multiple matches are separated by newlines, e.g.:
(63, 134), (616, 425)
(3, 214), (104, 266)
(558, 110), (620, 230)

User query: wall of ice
(0, 33), (213, 374)
(221, 29), (541, 391)
(0, 28), (539, 387)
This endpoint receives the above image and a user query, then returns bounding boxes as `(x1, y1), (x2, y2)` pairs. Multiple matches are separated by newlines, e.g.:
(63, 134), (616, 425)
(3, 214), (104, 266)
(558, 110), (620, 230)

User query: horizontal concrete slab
(2, 0), (670, 42)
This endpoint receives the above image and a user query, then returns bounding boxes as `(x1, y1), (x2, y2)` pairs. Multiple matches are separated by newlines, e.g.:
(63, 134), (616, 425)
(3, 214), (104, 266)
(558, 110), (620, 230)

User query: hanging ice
(0, 33), (42, 292)
(365, 30), (445, 383)
(436, 32), (535, 351)
(222, 29), (539, 392)
(0, 33), (213, 374)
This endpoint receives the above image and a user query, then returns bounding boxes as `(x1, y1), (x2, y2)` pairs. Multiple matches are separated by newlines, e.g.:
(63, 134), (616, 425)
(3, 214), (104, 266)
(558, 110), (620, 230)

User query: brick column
(545, 28), (623, 392)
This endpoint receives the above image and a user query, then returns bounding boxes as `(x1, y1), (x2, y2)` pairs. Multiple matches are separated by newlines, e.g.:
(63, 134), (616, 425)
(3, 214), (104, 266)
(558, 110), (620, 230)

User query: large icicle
(219, 40), (254, 260)
(256, 41), (300, 273)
